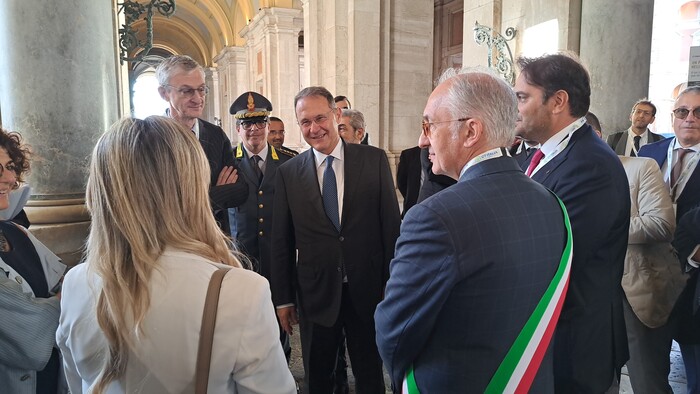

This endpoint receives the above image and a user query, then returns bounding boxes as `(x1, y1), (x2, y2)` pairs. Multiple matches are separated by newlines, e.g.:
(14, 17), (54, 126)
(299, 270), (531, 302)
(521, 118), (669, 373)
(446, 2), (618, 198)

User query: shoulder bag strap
(195, 267), (230, 394)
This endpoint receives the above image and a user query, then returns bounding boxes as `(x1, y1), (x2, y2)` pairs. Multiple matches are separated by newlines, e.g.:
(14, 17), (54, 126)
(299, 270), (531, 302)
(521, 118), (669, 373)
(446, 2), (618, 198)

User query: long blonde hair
(85, 116), (241, 392)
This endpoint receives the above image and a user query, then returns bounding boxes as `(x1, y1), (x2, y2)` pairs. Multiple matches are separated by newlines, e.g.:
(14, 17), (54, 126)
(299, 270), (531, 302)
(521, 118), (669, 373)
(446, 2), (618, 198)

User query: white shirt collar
(313, 139), (344, 168)
(242, 143), (269, 161)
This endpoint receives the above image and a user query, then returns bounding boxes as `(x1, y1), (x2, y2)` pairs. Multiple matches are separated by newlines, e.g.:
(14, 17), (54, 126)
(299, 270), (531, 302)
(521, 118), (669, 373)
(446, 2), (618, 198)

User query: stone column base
(26, 198), (89, 266)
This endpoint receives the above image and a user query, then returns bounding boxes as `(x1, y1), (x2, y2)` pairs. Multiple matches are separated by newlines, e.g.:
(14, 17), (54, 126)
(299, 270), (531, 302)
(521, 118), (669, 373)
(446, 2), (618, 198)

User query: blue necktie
(322, 156), (340, 231)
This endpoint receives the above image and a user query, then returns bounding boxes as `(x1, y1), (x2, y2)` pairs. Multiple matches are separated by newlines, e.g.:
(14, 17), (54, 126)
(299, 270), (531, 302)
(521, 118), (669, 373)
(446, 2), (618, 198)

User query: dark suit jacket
(639, 137), (700, 221)
(396, 146), (422, 217)
(228, 143), (294, 280)
(416, 147), (456, 203)
(531, 124), (630, 392)
(271, 142), (401, 326)
(607, 130), (665, 155)
(198, 119), (248, 229)
(375, 156), (565, 392)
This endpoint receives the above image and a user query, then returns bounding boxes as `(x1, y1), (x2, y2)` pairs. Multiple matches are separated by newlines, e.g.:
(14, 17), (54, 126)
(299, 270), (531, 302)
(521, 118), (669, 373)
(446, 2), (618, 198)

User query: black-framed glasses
(240, 119), (268, 131)
(298, 110), (334, 130)
(165, 85), (209, 97)
(672, 107), (700, 120)
(421, 118), (471, 137)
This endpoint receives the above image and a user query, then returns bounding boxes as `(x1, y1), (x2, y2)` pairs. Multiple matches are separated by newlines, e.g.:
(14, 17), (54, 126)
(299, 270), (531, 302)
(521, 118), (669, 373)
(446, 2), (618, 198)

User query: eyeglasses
(298, 110), (334, 130)
(632, 109), (653, 117)
(240, 119), (268, 131)
(672, 107), (700, 120)
(421, 118), (471, 137)
(166, 85), (209, 97)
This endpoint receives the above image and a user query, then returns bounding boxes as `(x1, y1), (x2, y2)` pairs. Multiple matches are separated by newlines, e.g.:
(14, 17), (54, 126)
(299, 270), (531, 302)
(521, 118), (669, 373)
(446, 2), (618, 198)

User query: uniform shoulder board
(278, 147), (299, 157)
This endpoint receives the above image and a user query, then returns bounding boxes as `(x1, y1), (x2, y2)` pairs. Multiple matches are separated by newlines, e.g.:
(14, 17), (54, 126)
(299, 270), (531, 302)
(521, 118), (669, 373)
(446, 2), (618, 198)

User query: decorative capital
(117, 0), (176, 64)
(473, 22), (517, 85)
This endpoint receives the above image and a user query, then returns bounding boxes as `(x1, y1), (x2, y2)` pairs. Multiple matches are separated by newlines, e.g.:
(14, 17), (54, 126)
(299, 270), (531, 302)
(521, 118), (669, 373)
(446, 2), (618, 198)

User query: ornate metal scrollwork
(473, 22), (517, 85)
(117, 0), (176, 63)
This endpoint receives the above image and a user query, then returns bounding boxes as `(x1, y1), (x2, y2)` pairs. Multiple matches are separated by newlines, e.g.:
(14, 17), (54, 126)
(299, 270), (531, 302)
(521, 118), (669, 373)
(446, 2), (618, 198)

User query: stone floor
(289, 334), (688, 393)
(619, 341), (687, 393)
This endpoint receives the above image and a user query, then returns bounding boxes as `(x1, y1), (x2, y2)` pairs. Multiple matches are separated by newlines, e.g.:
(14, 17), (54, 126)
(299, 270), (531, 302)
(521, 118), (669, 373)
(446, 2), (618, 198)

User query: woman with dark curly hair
(0, 128), (67, 393)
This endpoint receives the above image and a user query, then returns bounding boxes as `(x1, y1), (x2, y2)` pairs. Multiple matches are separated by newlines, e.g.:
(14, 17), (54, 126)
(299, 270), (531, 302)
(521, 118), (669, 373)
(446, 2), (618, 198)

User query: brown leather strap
(195, 267), (230, 394)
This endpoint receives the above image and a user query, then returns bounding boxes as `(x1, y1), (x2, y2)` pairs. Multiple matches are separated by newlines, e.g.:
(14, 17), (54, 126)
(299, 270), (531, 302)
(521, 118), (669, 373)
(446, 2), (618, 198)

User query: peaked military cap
(230, 91), (272, 120)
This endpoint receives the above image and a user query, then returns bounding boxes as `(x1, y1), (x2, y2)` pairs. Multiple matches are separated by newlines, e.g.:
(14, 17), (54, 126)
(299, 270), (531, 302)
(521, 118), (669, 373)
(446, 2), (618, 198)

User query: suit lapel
(341, 143), (362, 229)
(235, 144), (260, 187)
(615, 131), (628, 155)
(298, 149), (329, 224)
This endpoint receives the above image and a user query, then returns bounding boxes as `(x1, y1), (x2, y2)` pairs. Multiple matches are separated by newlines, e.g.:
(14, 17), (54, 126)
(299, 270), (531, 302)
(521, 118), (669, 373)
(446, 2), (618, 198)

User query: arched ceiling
(126, 0), (302, 67)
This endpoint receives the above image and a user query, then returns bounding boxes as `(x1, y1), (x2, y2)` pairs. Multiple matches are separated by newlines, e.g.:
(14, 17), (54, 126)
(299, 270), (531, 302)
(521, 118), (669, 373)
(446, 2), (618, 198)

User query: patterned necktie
(671, 148), (692, 187)
(631, 136), (641, 157)
(525, 149), (544, 177)
(322, 156), (340, 231)
(251, 155), (263, 185)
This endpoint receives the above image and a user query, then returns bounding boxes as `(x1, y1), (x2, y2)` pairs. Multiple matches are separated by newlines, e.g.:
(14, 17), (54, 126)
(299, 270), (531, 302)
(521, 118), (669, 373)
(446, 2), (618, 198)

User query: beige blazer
(620, 156), (687, 328)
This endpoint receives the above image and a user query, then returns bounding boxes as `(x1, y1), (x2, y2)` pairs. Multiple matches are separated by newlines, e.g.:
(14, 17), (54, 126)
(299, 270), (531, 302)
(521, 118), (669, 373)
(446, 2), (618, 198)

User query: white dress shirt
(529, 117), (587, 177)
(625, 128), (651, 156)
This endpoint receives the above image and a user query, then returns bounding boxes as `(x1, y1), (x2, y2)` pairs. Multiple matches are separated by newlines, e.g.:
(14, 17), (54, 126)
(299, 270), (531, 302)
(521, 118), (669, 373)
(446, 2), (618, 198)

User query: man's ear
(549, 89), (569, 115)
(356, 127), (365, 141)
(334, 107), (342, 122)
(158, 86), (169, 102)
(463, 119), (482, 148)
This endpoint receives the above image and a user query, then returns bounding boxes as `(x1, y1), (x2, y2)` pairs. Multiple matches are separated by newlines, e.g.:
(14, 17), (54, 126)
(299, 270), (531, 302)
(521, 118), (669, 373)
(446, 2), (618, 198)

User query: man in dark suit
(396, 146), (421, 217)
(156, 55), (247, 230)
(607, 99), (664, 156)
(510, 138), (540, 169)
(639, 86), (700, 392)
(375, 69), (570, 393)
(515, 53), (631, 392)
(272, 86), (401, 393)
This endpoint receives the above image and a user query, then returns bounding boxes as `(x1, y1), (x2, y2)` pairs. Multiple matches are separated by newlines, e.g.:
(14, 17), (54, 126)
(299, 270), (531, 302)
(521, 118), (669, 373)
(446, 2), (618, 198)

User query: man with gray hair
(375, 69), (571, 392)
(156, 55), (247, 230)
(338, 109), (366, 144)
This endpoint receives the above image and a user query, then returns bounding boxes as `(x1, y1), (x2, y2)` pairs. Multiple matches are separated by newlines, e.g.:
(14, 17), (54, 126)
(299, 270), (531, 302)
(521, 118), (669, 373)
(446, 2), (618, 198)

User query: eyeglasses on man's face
(166, 85), (209, 98)
(673, 107), (700, 120)
(298, 110), (334, 130)
(240, 119), (268, 131)
(421, 118), (471, 137)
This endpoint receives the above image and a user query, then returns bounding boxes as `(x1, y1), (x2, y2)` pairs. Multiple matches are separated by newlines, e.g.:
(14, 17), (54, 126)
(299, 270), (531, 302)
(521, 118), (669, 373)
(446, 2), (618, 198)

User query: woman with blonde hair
(56, 116), (295, 393)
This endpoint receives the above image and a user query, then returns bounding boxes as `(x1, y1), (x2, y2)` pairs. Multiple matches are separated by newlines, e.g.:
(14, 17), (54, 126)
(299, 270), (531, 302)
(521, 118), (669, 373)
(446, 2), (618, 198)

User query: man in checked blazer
(375, 69), (567, 393)
(271, 86), (401, 393)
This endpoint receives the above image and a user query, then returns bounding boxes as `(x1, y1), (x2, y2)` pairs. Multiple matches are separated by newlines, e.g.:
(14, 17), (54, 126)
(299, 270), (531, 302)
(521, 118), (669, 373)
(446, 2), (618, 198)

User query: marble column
(0, 0), (119, 264)
(214, 46), (248, 141)
(580, 0), (655, 135)
(239, 7), (304, 150)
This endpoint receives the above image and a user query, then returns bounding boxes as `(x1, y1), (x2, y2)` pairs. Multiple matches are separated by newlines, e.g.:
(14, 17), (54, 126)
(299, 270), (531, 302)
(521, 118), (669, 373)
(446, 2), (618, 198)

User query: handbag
(195, 267), (230, 394)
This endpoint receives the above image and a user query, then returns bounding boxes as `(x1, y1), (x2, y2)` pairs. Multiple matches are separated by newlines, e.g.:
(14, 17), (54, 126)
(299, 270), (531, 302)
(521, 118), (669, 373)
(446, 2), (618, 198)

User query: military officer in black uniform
(227, 91), (295, 360)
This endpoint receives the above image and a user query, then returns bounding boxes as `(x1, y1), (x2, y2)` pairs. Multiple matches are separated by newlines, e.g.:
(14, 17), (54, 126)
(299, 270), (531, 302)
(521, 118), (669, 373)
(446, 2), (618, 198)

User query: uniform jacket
(270, 142), (401, 326)
(375, 156), (565, 393)
(228, 143), (293, 280)
(56, 248), (295, 394)
(619, 157), (686, 328)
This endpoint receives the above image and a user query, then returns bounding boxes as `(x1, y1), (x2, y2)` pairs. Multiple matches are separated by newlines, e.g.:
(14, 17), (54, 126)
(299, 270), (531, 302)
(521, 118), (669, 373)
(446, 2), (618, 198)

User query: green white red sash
(403, 194), (573, 393)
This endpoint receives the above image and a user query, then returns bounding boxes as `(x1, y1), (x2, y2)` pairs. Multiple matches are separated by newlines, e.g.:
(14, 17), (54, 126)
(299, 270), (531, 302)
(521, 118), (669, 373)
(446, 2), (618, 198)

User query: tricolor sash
(403, 193), (573, 393)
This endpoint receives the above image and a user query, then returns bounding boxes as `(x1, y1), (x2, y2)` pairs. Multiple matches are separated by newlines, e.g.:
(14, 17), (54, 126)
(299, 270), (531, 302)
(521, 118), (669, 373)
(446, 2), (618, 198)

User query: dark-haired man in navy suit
(639, 85), (700, 393)
(376, 69), (570, 393)
(515, 53), (630, 392)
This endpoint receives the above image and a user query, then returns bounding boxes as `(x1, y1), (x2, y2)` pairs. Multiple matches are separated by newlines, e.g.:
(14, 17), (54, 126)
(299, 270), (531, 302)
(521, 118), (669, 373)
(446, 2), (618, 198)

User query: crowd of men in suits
(154, 52), (700, 393)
